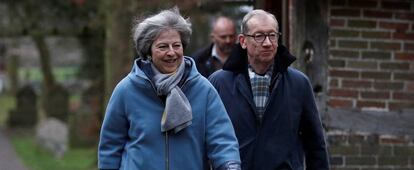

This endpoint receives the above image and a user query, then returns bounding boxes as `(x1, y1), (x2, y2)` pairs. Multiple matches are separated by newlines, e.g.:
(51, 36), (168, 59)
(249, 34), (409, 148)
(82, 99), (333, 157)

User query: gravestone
(8, 85), (38, 127)
(43, 84), (69, 122)
(69, 85), (101, 147)
(36, 118), (68, 158)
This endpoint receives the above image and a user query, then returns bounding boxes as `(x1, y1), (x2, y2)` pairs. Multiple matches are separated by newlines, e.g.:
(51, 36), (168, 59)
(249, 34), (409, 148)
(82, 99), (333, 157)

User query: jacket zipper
(165, 130), (169, 170)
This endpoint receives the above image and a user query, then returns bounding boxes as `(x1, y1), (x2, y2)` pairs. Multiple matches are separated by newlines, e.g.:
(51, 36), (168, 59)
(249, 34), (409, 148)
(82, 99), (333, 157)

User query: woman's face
(151, 29), (184, 74)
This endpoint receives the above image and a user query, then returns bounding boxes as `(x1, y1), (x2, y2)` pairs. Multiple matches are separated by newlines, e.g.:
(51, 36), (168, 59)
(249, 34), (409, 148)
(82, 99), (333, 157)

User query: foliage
(4, 0), (101, 36)
(11, 132), (97, 170)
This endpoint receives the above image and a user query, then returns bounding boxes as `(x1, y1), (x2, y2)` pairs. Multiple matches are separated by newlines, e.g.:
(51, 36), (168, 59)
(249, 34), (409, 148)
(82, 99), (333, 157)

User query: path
(0, 128), (29, 170)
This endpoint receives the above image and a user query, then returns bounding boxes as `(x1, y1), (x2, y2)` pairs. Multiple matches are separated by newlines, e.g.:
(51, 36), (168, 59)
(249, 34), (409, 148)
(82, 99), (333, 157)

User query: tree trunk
(7, 55), (19, 96)
(33, 35), (55, 90)
(102, 0), (134, 105)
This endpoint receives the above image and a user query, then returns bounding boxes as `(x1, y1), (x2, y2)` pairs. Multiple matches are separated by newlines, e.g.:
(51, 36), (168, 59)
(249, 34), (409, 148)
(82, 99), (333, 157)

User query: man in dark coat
(192, 16), (236, 77)
(209, 9), (329, 170)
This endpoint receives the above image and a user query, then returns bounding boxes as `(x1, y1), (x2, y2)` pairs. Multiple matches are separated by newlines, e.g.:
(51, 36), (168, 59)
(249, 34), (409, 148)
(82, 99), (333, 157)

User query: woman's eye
(158, 46), (168, 50)
(173, 44), (182, 49)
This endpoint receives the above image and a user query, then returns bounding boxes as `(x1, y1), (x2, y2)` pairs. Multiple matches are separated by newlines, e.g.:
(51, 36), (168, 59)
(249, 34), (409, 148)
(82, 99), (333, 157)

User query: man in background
(192, 16), (237, 77)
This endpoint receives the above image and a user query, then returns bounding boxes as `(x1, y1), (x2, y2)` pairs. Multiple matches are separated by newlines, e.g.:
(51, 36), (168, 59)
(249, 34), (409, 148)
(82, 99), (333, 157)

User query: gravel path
(0, 128), (29, 170)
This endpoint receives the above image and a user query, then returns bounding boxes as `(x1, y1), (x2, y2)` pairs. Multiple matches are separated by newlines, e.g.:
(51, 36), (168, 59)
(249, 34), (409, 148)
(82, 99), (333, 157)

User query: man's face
(211, 18), (236, 55)
(240, 15), (278, 66)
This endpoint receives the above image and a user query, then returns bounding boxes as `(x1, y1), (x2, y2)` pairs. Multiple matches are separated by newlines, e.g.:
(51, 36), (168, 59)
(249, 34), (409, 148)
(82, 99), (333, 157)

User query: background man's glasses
(244, 32), (281, 43)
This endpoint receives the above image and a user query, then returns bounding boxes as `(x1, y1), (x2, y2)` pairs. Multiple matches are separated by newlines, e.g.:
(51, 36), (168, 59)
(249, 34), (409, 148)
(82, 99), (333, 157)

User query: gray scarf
(151, 59), (192, 133)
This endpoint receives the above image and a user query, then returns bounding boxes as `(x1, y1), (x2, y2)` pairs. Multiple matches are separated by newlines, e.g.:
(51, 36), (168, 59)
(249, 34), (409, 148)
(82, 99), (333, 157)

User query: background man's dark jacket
(191, 43), (224, 78)
(209, 44), (329, 170)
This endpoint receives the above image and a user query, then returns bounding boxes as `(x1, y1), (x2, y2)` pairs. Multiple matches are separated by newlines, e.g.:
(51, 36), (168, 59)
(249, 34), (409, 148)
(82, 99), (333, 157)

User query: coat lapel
(235, 74), (257, 118)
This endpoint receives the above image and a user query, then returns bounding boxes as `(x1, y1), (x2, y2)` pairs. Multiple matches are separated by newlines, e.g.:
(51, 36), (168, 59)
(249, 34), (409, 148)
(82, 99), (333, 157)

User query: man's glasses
(244, 32), (281, 43)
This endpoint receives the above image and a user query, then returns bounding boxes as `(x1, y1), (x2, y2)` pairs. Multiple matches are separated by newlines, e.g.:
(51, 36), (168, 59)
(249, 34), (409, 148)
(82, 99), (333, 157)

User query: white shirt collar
(211, 44), (225, 64)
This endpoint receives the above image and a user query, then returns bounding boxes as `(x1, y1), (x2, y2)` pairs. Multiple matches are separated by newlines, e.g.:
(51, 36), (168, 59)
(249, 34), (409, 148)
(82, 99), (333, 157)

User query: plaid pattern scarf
(248, 65), (273, 123)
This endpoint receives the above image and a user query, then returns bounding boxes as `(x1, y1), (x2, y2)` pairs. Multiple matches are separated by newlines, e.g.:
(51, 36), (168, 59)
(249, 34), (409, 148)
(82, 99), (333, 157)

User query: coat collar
(222, 43), (296, 74)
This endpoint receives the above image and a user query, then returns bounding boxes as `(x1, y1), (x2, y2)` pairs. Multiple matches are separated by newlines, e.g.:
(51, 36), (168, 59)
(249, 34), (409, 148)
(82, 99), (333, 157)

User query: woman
(98, 7), (241, 170)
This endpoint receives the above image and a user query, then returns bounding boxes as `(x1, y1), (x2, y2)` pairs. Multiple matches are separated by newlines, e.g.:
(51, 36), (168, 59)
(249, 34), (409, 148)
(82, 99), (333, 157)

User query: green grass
(11, 133), (97, 170)
(19, 67), (79, 83)
(0, 95), (15, 127)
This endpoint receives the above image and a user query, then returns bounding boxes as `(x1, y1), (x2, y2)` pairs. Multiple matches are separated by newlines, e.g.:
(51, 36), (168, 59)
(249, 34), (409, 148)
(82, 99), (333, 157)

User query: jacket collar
(222, 43), (296, 74)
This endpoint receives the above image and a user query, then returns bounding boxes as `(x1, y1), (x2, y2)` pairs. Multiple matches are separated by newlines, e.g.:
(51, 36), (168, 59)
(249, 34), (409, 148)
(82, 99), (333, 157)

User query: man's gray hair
(132, 7), (192, 59)
(241, 9), (279, 34)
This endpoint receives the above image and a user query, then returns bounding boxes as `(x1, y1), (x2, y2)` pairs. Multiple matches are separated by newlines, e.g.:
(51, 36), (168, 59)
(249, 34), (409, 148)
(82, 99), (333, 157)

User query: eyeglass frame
(243, 32), (282, 43)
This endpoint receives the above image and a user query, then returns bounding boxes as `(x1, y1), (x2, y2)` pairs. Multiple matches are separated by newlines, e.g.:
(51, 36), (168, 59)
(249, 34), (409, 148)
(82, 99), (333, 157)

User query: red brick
(379, 135), (410, 144)
(379, 22), (409, 31)
(342, 80), (372, 89)
(330, 19), (345, 27)
(407, 82), (414, 91)
(329, 145), (360, 155)
(348, 20), (377, 28)
(349, 0), (378, 8)
(393, 32), (414, 41)
(330, 79), (339, 87)
(331, 29), (359, 37)
(362, 51), (391, 60)
(389, 102), (414, 111)
(329, 59), (345, 68)
(327, 133), (349, 145)
(361, 91), (390, 99)
(393, 92), (414, 100)
(329, 156), (343, 166)
(330, 69), (359, 78)
(394, 73), (414, 81)
(395, 12), (414, 20)
(331, 50), (359, 58)
(331, 9), (361, 17)
(361, 71), (391, 80)
(347, 61), (377, 69)
(394, 146), (414, 156)
(329, 89), (359, 98)
(363, 10), (392, 18)
(380, 62), (410, 70)
(331, 0), (346, 6)
(348, 134), (366, 144)
(395, 52), (414, 61)
(330, 40), (336, 47)
(361, 145), (392, 155)
(374, 82), (404, 90)
(361, 31), (391, 39)
(328, 98), (353, 108)
(338, 40), (368, 49)
(371, 42), (401, 51)
(346, 156), (376, 166)
(378, 156), (409, 166)
(357, 100), (386, 109)
(381, 1), (411, 11)
(403, 43), (414, 51)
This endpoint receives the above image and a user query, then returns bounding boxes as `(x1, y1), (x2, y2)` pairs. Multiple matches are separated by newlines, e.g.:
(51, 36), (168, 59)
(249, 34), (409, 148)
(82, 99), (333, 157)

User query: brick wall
(328, 130), (414, 169)
(328, 0), (414, 112)
(327, 0), (414, 168)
